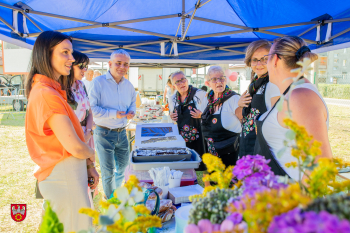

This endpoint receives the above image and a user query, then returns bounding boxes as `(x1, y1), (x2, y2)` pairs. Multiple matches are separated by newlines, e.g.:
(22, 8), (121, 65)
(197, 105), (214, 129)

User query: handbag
(35, 180), (44, 199)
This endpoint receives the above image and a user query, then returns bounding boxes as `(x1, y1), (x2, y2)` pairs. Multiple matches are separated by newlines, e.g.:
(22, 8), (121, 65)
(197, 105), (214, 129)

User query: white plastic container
(130, 149), (202, 171)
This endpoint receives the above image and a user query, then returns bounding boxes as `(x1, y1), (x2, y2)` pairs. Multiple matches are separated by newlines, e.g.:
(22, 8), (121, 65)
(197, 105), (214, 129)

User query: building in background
(318, 48), (350, 84)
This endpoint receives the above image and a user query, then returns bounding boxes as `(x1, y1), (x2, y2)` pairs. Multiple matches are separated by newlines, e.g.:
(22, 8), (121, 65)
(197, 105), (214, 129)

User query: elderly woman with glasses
(201, 66), (241, 167)
(237, 40), (281, 157)
(169, 71), (207, 170)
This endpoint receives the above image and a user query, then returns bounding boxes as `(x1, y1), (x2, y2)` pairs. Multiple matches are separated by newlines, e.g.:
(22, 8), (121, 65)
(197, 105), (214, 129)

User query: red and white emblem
(212, 118), (217, 124)
(11, 204), (26, 222)
(188, 106), (192, 110)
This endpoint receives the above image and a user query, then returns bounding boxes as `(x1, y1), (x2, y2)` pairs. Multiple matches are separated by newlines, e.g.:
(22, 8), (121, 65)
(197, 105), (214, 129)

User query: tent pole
(0, 15), (22, 37)
(82, 41), (163, 53)
(258, 21), (318, 31)
(0, 2), (22, 11)
(91, 47), (162, 56)
(109, 25), (177, 40)
(109, 14), (179, 25)
(194, 16), (249, 29)
(181, 0), (200, 41)
(169, 19), (182, 55)
(28, 24), (102, 37)
(324, 17), (350, 23)
(75, 38), (163, 55)
(298, 23), (320, 37)
(182, 0), (185, 37)
(28, 14), (180, 37)
(194, 16), (319, 31)
(22, 12), (43, 31)
(259, 31), (317, 44)
(184, 0), (212, 16)
(177, 41), (245, 54)
(221, 43), (254, 49)
(189, 29), (253, 40)
(27, 9), (96, 24)
(327, 27), (350, 41)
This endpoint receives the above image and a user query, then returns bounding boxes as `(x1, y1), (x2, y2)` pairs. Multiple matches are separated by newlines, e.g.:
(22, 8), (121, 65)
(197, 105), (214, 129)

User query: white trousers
(39, 156), (92, 232)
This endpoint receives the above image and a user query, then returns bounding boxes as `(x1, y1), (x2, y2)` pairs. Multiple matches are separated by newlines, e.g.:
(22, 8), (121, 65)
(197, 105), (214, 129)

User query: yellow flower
(79, 208), (100, 225)
(228, 183), (311, 233)
(133, 205), (150, 215)
(203, 153), (225, 173)
(125, 175), (142, 192)
(285, 161), (298, 168)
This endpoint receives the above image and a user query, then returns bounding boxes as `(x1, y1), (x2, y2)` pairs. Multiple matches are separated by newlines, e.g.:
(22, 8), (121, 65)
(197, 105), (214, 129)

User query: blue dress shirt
(89, 71), (136, 129)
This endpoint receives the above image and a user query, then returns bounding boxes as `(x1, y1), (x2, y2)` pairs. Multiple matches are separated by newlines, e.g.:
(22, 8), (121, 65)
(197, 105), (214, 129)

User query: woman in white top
(255, 36), (332, 181)
(201, 66), (241, 167)
(163, 77), (176, 104)
(169, 71), (207, 170)
(237, 40), (281, 157)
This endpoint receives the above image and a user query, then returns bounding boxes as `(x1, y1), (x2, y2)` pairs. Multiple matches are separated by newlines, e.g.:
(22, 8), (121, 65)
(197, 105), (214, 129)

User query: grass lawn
(1, 105), (349, 232)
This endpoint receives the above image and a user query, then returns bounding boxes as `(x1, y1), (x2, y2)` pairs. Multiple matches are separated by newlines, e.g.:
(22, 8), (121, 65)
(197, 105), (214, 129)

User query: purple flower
(233, 155), (273, 181)
(268, 208), (350, 233)
(232, 155), (287, 197)
(227, 212), (243, 225)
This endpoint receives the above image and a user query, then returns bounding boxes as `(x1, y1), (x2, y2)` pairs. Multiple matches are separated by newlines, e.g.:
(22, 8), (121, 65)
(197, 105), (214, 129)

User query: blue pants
(94, 126), (129, 198)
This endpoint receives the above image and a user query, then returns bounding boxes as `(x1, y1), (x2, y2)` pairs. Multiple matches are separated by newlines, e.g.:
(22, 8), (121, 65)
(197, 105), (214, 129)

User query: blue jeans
(94, 126), (129, 198)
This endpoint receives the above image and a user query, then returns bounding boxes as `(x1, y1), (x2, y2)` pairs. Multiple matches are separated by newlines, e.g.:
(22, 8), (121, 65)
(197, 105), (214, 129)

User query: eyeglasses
(174, 78), (187, 85)
(251, 57), (269, 66)
(76, 63), (88, 70)
(263, 53), (281, 60)
(209, 76), (226, 83)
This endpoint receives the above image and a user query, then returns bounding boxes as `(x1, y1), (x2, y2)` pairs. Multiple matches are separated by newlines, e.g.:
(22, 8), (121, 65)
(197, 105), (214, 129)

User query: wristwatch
(87, 162), (95, 170)
(87, 129), (93, 135)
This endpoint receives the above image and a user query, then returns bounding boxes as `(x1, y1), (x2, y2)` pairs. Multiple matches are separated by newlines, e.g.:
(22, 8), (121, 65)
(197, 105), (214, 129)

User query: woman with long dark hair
(67, 51), (99, 193)
(25, 31), (95, 231)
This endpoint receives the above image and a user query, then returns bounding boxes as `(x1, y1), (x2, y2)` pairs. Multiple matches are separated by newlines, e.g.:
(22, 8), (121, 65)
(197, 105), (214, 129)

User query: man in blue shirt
(89, 49), (136, 198)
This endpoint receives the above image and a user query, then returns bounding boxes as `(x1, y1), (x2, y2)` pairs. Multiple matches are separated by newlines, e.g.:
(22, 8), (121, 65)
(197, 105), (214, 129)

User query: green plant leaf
(277, 147), (287, 158)
(39, 201), (64, 233)
(99, 215), (115, 226)
(285, 130), (296, 140)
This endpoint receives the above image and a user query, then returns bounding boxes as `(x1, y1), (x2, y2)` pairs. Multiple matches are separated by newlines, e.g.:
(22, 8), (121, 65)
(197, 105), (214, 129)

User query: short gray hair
(110, 49), (131, 60)
(206, 66), (225, 81)
(170, 70), (186, 84)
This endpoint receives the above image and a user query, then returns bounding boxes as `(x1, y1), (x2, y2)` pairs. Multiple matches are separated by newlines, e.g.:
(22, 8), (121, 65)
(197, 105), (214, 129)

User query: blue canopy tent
(0, 0), (350, 65)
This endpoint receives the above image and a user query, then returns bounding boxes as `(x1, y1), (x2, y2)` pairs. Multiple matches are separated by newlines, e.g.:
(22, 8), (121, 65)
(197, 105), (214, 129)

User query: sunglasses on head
(76, 63), (88, 70)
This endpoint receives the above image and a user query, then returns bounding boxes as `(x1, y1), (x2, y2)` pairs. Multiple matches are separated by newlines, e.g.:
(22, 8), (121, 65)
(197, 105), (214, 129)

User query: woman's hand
(91, 122), (96, 130)
(84, 130), (92, 143)
(238, 90), (252, 108)
(87, 166), (99, 190)
(190, 108), (202, 118)
(170, 110), (178, 121)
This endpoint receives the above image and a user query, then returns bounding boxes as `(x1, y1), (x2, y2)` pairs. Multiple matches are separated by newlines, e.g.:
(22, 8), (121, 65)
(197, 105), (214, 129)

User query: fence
(0, 87), (27, 119)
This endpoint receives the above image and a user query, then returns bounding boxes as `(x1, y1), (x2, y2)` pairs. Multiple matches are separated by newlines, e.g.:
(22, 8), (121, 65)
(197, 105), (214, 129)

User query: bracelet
(87, 164), (95, 170)
(87, 129), (93, 135)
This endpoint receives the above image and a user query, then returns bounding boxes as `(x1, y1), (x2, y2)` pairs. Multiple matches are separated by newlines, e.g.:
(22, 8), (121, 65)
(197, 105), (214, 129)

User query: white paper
(168, 184), (204, 204)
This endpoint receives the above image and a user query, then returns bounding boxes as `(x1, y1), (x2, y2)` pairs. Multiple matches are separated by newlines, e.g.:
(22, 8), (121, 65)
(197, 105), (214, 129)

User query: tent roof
(0, 0), (350, 63)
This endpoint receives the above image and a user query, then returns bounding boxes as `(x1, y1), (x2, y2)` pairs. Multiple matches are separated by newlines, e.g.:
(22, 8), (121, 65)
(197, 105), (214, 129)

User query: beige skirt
(39, 156), (92, 232)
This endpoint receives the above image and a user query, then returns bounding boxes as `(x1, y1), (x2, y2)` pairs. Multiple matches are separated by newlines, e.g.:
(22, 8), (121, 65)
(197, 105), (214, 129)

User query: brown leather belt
(97, 125), (126, 132)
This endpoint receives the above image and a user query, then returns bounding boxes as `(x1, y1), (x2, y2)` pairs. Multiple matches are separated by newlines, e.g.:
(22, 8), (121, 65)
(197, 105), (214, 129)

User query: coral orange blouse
(25, 74), (85, 182)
